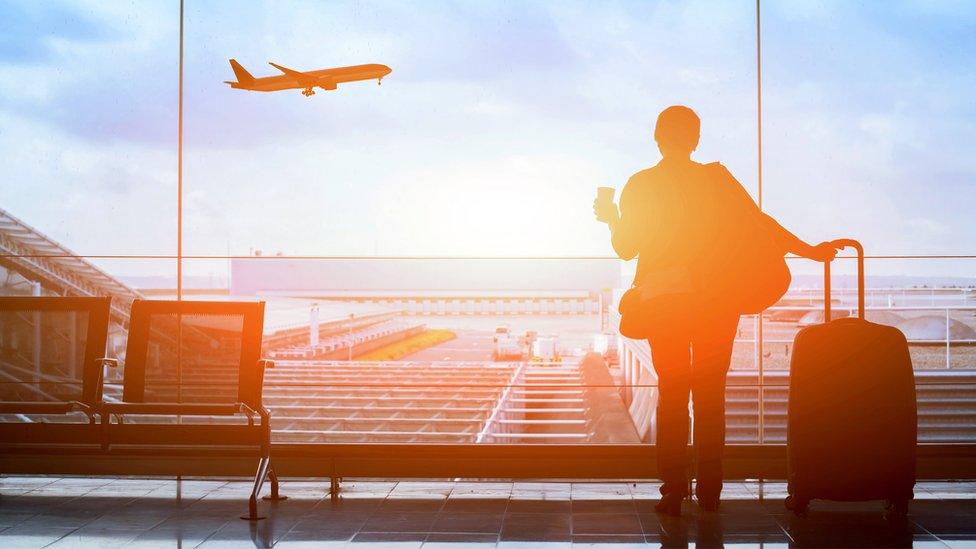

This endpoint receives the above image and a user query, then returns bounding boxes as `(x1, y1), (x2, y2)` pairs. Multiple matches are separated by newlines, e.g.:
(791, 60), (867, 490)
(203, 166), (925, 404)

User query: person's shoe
(697, 495), (720, 512)
(654, 492), (684, 516)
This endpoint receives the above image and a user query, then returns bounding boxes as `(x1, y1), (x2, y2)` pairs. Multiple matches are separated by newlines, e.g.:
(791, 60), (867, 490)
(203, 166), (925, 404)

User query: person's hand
(593, 199), (619, 225)
(808, 241), (839, 262)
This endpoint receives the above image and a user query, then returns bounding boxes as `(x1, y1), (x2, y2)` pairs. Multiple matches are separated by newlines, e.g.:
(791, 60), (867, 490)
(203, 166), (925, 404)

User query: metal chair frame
(0, 296), (111, 447)
(100, 299), (282, 520)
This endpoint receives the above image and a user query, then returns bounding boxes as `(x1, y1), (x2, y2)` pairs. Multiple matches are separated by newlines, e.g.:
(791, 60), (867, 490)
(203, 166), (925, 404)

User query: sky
(0, 0), (973, 279)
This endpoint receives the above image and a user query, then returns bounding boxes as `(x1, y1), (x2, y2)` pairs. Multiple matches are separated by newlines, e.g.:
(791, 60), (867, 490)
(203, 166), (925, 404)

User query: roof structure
(0, 207), (142, 322)
(230, 257), (621, 297)
(896, 315), (976, 342)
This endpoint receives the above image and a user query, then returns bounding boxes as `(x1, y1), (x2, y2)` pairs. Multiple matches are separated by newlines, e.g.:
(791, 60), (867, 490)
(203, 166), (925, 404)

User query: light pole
(348, 313), (355, 361)
(310, 303), (320, 348)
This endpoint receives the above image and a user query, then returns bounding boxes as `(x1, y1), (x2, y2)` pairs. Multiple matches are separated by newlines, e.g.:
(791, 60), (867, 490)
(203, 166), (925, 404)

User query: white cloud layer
(0, 0), (973, 279)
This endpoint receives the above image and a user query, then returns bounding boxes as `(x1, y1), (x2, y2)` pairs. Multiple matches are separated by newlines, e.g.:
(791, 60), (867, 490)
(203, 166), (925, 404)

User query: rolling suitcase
(785, 239), (916, 517)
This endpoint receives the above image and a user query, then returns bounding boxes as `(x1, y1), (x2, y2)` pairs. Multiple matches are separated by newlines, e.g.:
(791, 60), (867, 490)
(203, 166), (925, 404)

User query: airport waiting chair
(99, 299), (282, 520)
(0, 296), (112, 450)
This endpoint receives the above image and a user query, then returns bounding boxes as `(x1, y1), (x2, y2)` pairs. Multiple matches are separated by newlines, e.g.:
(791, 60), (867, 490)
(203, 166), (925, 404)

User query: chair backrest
(122, 300), (266, 408)
(0, 296), (111, 405)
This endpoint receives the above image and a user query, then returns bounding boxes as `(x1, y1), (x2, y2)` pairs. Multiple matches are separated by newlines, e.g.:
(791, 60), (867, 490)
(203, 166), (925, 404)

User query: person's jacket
(612, 158), (790, 301)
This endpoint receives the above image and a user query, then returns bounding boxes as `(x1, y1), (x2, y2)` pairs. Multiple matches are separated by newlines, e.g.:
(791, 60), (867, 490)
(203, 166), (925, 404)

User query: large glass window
(2, 1), (973, 448)
(763, 1), (976, 257)
(0, 1), (178, 260)
(181, 1), (757, 259)
(174, 1), (759, 444)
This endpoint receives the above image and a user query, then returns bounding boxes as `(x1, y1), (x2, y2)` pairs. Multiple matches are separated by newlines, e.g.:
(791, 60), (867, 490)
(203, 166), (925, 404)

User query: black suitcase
(785, 239), (916, 516)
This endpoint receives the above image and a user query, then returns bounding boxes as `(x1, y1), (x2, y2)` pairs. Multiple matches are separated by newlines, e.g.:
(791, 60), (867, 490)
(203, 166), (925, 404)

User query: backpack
(702, 163), (791, 315)
(617, 163), (790, 338)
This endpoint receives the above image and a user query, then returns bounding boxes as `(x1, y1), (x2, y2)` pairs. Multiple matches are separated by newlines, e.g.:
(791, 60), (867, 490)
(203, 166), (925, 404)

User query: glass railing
(4, 0), (975, 452)
(2, 255), (974, 445)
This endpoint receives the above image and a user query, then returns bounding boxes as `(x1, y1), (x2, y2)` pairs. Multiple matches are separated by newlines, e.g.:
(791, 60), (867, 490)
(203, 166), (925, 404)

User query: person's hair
(654, 105), (700, 153)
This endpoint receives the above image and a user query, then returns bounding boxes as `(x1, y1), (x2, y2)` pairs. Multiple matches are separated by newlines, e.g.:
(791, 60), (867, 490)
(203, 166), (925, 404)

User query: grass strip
(356, 329), (457, 361)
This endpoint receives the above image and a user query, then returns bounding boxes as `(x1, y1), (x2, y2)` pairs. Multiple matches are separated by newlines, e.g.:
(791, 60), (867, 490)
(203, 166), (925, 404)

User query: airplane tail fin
(229, 59), (255, 84)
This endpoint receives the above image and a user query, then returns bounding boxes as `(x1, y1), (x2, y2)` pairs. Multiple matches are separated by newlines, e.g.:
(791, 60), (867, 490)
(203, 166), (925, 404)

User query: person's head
(654, 105), (700, 159)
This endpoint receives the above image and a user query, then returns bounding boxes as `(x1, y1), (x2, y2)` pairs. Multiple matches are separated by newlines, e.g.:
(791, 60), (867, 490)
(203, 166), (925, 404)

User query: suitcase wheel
(785, 495), (809, 517)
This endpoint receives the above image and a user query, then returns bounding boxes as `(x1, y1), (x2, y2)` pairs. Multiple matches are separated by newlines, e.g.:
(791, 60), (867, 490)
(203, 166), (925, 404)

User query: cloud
(1, 0), (974, 260)
(0, 0), (757, 152)
(0, 1), (178, 145)
(0, 110), (176, 256)
(0, 0), (114, 63)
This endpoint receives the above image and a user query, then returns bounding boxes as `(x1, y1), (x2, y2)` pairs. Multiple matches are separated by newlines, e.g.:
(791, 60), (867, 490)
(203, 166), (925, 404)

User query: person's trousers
(645, 295), (740, 499)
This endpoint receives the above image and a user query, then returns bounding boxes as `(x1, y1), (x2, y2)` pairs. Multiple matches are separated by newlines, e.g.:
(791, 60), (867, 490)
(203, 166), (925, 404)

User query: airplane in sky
(225, 59), (392, 97)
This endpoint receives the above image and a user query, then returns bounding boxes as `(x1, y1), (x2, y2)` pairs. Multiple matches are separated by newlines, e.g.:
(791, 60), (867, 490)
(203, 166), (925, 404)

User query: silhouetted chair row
(0, 296), (281, 520)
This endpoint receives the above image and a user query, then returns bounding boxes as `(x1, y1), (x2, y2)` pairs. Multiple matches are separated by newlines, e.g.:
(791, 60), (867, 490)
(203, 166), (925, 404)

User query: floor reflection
(0, 478), (973, 547)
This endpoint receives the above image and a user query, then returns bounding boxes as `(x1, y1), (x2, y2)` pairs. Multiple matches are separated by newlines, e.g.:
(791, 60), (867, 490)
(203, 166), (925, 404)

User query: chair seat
(100, 402), (249, 416)
(103, 422), (266, 447)
(0, 421), (102, 447)
(0, 401), (89, 415)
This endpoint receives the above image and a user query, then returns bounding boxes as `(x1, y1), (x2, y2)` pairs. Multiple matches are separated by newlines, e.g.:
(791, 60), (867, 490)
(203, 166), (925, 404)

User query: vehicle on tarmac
(531, 336), (562, 364)
(593, 332), (619, 365)
(493, 333), (523, 361)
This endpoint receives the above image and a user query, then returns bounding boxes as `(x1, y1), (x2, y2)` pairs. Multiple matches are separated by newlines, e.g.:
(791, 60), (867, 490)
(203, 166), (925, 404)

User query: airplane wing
(269, 62), (315, 83)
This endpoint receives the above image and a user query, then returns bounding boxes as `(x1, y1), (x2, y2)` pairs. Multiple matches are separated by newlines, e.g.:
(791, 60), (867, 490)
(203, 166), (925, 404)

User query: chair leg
(262, 464), (288, 501)
(241, 456), (270, 520)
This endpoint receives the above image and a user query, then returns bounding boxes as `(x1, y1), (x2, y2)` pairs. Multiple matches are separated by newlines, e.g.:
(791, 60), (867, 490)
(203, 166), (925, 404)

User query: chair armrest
(238, 402), (256, 417)
(97, 358), (120, 368)
(92, 357), (118, 390)
(258, 404), (271, 423)
(67, 400), (95, 414)
(67, 401), (98, 423)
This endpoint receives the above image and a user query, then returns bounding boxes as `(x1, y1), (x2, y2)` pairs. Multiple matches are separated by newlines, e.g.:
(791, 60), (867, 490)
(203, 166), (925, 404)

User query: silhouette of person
(594, 105), (837, 515)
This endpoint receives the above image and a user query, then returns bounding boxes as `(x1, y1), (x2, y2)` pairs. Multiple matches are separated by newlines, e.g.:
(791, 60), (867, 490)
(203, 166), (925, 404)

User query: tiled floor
(1, 477), (974, 547)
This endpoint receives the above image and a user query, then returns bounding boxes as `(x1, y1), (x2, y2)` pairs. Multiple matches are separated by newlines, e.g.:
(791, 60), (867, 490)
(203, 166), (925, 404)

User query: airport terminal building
(230, 257), (622, 316)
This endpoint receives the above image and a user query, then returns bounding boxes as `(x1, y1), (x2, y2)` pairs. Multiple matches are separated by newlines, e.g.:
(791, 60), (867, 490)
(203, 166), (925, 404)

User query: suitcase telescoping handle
(824, 239), (865, 321)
